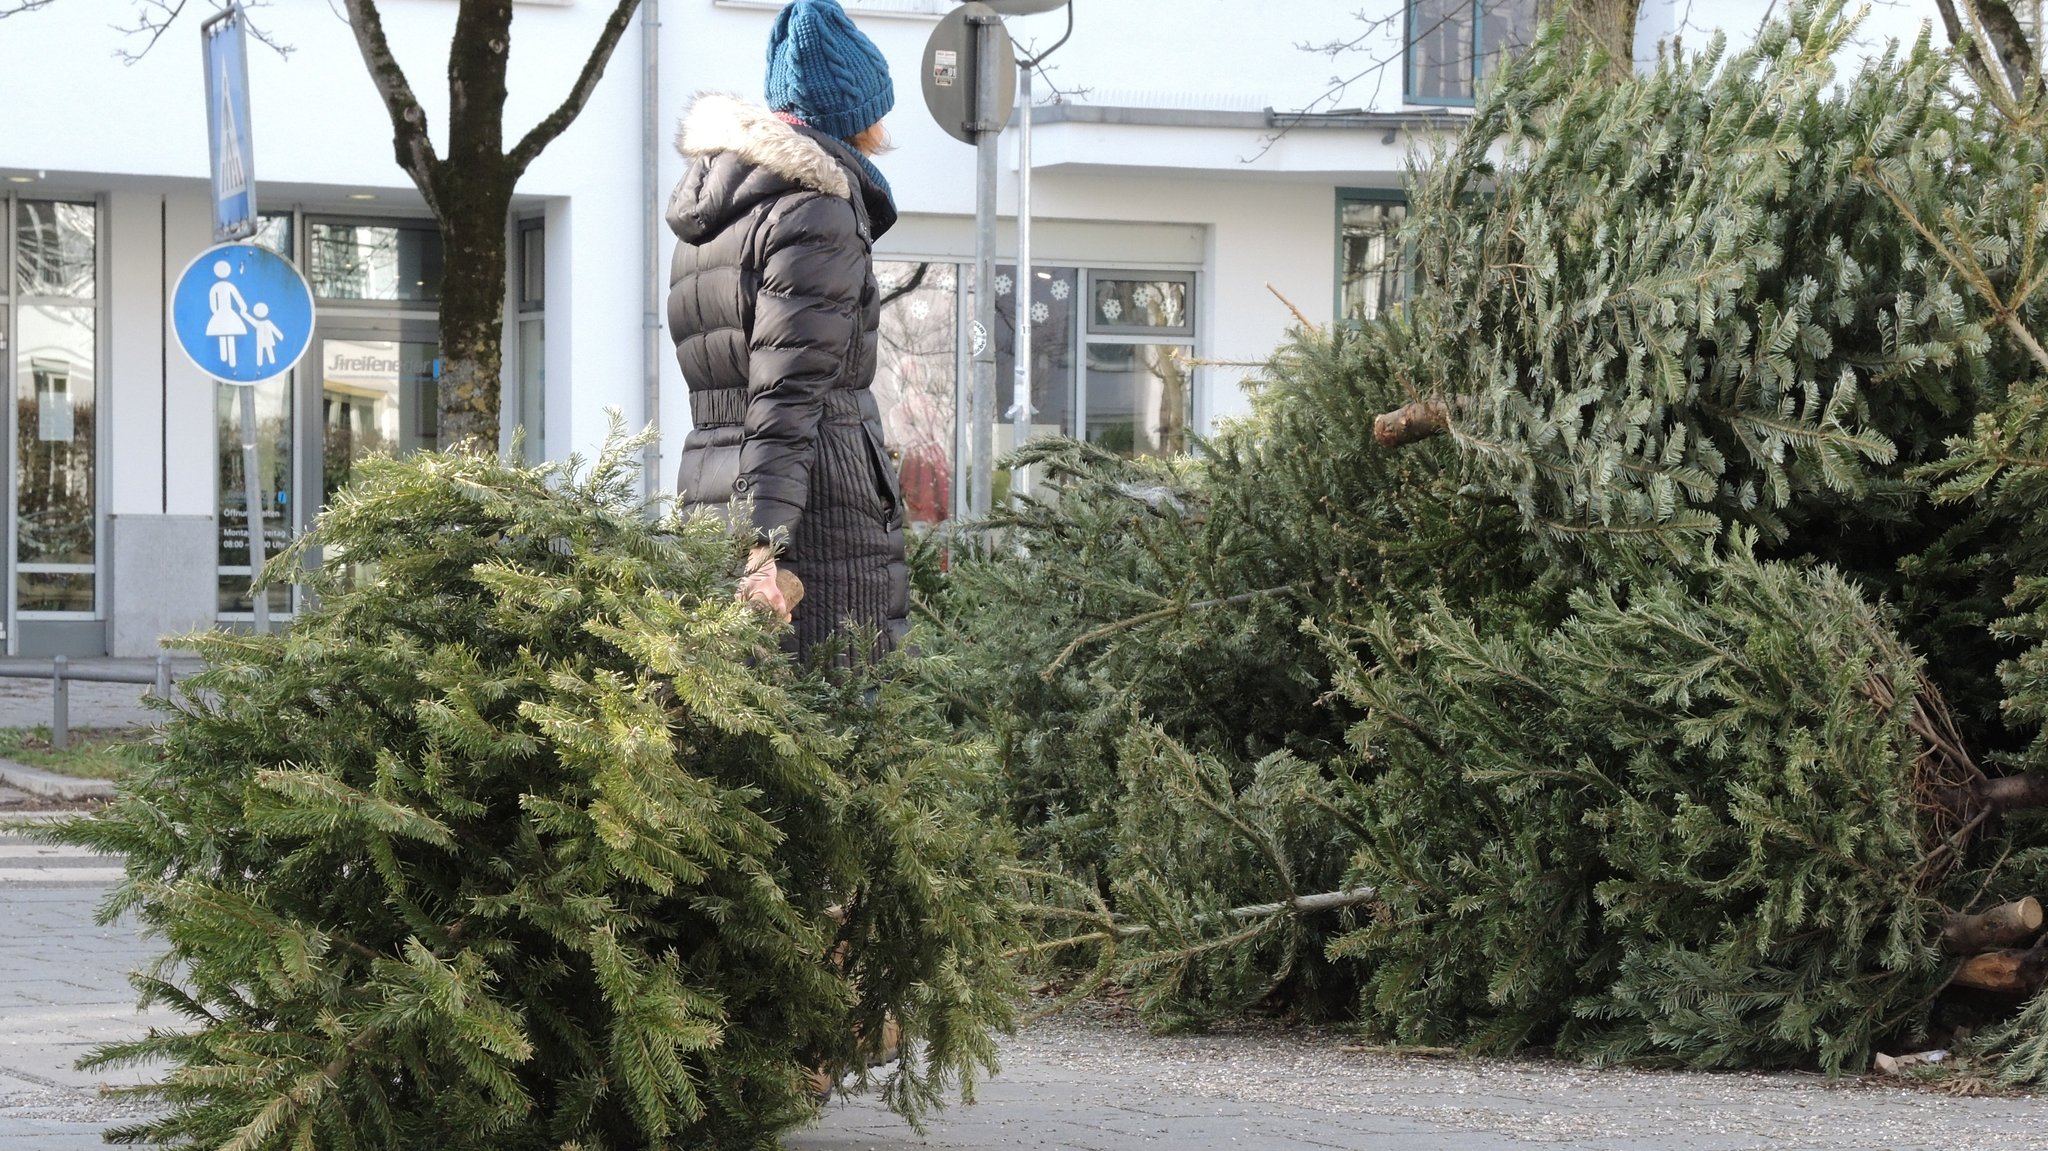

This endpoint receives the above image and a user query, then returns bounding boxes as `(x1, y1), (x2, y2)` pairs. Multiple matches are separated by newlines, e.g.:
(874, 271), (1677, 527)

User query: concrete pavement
(6, 670), (2048, 1150)
(4, 833), (2048, 1150)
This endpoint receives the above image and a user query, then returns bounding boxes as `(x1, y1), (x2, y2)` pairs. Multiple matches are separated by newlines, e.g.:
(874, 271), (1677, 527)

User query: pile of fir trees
(930, 0), (2048, 1078)
(54, 432), (1017, 1151)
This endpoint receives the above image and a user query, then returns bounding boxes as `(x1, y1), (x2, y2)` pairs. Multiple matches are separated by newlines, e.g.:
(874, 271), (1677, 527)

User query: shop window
(1338, 190), (1408, 324)
(1406, 0), (1538, 106)
(1088, 274), (1193, 337)
(996, 262), (1078, 443)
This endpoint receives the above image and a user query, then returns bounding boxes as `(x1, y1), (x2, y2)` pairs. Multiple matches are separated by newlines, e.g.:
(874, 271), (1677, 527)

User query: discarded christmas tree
(55, 432), (1017, 1150)
(931, 0), (2048, 1076)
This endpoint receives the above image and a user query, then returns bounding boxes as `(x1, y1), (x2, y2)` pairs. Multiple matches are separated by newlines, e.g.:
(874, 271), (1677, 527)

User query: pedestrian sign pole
(171, 245), (315, 634)
(196, 5), (301, 633)
(201, 4), (257, 243)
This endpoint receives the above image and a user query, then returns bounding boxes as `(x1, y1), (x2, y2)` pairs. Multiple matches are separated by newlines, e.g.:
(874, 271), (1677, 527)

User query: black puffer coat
(666, 93), (908, 657)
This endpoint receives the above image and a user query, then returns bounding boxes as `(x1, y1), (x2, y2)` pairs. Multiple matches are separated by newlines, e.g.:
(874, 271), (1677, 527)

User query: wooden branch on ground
(1373, 400), (1449, 448)
(1012, 886), (1380, 956)
(1941, 897), (2043, 954)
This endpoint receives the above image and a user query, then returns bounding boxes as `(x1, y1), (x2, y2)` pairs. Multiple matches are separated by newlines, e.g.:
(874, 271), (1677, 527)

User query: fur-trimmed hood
(676, 92), (851, 198)
(667, 93), (895, 245)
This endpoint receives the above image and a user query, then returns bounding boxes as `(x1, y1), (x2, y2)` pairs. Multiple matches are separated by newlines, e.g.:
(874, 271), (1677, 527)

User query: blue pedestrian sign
(171, 243), (315, 384)
(201, 5), (256, 242)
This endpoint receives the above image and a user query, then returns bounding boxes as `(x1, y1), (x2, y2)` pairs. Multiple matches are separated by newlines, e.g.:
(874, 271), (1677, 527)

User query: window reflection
(516, 319), (545, 465)
(1341, 198), (1407, 323)
(1086, 342), (1192, 459)
(15, 201), (95, 298)
(1090, 276), (1191, 335)
(251, 213), (293, 260)
(216, 378), (293, 615)
(995, 264), (1077, 449)
(873, 261), (958, 525)
(308, 222), (443, 302)
(16, 304), (96, 611)
(320, 337), (441, 505)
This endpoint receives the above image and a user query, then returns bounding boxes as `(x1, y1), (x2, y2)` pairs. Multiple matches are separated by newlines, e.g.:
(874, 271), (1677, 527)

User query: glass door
(315, 329), (440, 503)
(300, 319), (438, 578)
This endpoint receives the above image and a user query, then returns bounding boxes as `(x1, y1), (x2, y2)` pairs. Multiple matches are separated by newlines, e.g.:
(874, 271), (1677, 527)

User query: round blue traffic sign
(170, 242), (315, 384)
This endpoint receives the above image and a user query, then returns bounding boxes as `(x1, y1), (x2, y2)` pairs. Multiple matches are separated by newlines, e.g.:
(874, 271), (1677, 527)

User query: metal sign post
(200, 4), (257, 242)
(1000, 0), (1073, 502)
(171, 244), (316, 634)
(924, 3), (1015, 523)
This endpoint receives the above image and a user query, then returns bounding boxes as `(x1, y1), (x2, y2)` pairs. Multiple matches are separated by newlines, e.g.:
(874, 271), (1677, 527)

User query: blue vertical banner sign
(201, 4), (256, 242)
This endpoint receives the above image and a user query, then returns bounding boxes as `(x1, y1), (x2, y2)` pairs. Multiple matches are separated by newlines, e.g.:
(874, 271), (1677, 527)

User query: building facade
(0, 0), (1928, 654)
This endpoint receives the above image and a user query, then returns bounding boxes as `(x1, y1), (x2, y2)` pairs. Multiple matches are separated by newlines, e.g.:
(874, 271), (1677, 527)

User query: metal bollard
(51, 655), (69, 751)
(155, 652), (171, 699)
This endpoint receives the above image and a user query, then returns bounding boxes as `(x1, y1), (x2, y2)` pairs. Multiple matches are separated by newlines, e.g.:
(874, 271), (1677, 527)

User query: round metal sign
(973, 0), (1068, 14)
(922, 2), (1017, 145)
(170, 242), (316, 385)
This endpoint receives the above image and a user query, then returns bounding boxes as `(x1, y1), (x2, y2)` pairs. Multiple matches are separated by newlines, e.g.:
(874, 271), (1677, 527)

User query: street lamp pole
(1005, 0), (1072, 502)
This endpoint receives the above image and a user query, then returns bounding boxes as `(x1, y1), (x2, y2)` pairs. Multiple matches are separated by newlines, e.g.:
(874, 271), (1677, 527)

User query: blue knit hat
(765, 0), (895, 142)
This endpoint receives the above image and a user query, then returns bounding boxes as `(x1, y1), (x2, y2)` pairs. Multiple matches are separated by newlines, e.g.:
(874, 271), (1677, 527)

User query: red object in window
(897, 442), (951, 526)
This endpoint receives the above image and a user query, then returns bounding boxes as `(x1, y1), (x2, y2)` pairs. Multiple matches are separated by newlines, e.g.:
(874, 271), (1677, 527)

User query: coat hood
(666, 93), (895, 244)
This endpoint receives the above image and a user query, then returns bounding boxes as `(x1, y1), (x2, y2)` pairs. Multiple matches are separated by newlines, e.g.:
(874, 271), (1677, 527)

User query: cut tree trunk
(1374, 401), (1449, 448)
(1950, 943), (2048, 995)
(1978, 773), (2048, 812)
(1941, 897), (2044, 954)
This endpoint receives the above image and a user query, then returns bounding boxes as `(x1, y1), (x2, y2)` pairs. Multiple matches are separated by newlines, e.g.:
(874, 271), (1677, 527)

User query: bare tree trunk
(1549, 0), (1639, 82)
(342, 0), (643, 449)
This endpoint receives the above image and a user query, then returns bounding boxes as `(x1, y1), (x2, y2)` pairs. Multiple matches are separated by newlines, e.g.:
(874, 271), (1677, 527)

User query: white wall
(0, 0), (1976, 488)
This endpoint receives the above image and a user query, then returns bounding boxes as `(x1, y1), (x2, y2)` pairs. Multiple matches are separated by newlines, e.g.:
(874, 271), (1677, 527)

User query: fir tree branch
(1041, 583), (1309, 681)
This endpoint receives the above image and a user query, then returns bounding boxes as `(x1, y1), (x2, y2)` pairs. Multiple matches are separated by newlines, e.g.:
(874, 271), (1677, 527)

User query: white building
(0, 0), (1934, 655)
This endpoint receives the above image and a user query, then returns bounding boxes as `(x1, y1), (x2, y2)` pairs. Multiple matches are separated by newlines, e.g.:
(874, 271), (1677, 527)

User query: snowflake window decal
(1049, 279), (1070, 300)
(910, 299), (930, 321)
(1100, 298), (1123, 322)
(1132, 284), (1160, 309)
(1030, 301), (1049, 324)
(995, 273), (1013, 297)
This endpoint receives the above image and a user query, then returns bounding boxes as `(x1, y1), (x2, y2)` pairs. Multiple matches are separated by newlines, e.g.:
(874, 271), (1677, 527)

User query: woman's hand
(738, 544), (793, 622)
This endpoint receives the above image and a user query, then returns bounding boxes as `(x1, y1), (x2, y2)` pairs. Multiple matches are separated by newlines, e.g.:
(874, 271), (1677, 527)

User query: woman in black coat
(666, 0), (908, 660)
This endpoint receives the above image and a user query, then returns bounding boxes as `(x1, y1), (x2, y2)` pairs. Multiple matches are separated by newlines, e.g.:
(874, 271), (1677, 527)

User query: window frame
(1405, 0), (1534, 108)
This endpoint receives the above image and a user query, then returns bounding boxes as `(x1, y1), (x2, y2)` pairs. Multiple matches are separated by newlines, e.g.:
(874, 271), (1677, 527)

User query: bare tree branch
(1964, 0), (2039, 95)
(1932, 0), (1998, 92)
(338, 0), (442, 209)
(0, 1), (60, 16)
(507, 0), (641, 174)
(117, 1), (292, 62)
